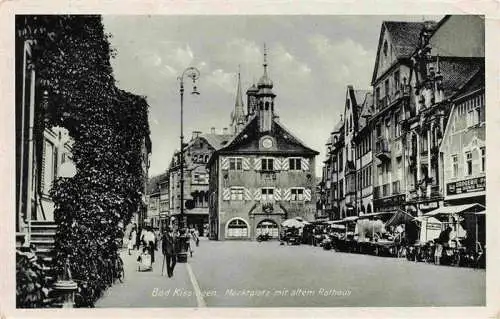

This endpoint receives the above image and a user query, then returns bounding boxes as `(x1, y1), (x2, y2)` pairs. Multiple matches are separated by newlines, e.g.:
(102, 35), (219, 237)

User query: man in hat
(161, 227), (178, 278)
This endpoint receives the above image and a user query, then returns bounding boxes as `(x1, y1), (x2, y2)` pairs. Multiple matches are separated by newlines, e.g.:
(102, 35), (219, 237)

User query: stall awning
(424, 203), (485, 217)
(385, 209), (417, 228)
(358, 211), (395, 220)
(341, 216), (359, 222)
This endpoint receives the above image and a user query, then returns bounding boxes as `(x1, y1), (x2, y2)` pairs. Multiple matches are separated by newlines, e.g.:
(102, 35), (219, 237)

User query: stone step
(30, 220), (57, 225)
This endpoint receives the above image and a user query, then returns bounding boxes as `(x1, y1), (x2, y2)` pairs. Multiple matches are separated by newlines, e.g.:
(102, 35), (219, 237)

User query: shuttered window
(291, 188), (304, 201)
(289, 158), (301, 170)
(261, 158), (274, 171)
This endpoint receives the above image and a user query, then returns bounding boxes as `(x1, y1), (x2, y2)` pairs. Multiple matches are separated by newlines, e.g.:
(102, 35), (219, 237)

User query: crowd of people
(125, 224), (200, 278)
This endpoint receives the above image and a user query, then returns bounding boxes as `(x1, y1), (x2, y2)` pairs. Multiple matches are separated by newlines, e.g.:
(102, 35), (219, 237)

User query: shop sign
(426, 222), (441, 230)
(419, 202), (439, 210)
(374, 194), (406, 208)
(447, 176), (485, 196)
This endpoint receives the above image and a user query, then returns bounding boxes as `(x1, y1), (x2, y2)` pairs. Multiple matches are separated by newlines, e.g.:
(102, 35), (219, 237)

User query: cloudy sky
(102, 15), (442, 177)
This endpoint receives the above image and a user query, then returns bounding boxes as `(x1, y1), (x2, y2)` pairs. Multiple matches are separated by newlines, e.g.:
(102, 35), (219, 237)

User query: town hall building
(207, 50), (319, 240)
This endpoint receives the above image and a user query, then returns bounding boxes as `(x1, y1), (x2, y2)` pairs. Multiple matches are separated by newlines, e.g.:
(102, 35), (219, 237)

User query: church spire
(231, 66), (246, 134)
(235, 65), (244, 111)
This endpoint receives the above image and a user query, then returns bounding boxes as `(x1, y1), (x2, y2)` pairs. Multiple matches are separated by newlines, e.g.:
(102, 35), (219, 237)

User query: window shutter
(304, 188), (312, 201)
(242, 158), (251, 170)
(221, 157), (230, 170)
(244, 187), (253, 201)
(283, 188), (291, 201)
(222, 188), (231, 201)
(254, 189), (261, 201)
(281, 158), (289, 170)
(301, 158), (310, 171)
(274, 188), (282, 201)
(274, 158), (282, 171)
(254, 157), (261, 170)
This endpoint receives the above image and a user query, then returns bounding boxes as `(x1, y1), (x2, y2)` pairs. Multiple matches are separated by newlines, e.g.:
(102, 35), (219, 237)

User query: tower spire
(231, 66), (246, 134)
(235, 65), (244, 109)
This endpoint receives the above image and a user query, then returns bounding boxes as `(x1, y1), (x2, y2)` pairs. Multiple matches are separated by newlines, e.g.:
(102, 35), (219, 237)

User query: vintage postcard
(1, 1), (499, 318)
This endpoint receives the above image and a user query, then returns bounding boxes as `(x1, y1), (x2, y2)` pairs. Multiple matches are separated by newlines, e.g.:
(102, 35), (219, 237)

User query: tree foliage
(16, 15), (150, 307)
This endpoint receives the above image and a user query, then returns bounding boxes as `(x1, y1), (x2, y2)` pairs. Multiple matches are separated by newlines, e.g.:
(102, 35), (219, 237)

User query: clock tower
(256, 44), (276, 133)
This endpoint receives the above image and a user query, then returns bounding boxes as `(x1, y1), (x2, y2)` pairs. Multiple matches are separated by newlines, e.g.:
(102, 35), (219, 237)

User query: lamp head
(191, 84), (200, 95)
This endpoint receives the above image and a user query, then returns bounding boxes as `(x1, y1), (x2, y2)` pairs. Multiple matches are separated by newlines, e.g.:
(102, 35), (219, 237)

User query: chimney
(211, 127), (216, 134)
(223, 127), (228, 134)
(191, 131), (201, 140)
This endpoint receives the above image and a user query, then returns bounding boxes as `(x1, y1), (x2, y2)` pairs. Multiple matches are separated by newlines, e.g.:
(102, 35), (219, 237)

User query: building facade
(404, 15), (484, 216)
(208, 52), (319, 240)
(15, 38), (76, 249)
(321, 15), (485, 220)
(168, 130), (232, 235)
(146, 172), (168, 229)
(370, 21), (425, 214)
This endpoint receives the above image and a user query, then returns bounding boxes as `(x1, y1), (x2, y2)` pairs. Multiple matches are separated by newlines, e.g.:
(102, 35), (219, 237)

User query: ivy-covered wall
(16, 15), (150, 307)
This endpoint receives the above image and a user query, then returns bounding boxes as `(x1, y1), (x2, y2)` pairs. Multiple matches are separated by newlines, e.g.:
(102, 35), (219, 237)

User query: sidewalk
(95, 247), (198, 307)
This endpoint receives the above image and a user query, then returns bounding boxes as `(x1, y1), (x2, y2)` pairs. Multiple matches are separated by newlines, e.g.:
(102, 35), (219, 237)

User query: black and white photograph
(4, 5), (498, 317)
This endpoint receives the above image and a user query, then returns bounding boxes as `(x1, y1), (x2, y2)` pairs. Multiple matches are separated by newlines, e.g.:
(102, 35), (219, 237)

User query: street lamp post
(177, 67), (200, 263)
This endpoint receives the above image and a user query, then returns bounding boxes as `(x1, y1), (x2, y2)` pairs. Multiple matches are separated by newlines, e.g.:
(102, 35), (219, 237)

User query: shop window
(226, 218), (248, 238)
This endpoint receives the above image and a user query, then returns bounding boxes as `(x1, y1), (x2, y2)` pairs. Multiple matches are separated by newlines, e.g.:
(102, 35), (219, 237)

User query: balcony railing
(375, 137), (391, 161)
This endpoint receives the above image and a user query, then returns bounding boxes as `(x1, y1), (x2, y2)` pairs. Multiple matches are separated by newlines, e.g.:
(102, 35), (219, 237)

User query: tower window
(265, 101), (269, 110)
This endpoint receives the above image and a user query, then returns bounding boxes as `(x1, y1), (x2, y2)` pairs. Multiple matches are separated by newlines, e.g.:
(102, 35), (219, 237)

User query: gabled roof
(372, 21), (430, 84)
(438, 57), (484, 99)
(209, 115), (318, 161)
(181, 133), (234, 153)
(451, 66), (484, 101)
(358, 92), (374, 130)
(349, 88), (371, 132)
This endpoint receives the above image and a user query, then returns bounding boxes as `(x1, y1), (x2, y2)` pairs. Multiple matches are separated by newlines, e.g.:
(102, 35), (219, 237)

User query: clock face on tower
(262, 136), (273, 149)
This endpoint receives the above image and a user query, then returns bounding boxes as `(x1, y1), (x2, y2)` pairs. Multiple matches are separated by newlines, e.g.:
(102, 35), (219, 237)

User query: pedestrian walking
(128, 225), (137, 255)
(435, 226), (452, 265)
(161, 227), (178, 278)
(141, 226), (157, 264)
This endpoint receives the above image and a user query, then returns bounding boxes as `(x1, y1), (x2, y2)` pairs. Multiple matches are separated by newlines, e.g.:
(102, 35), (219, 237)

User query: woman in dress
(128, 226), (137, 255)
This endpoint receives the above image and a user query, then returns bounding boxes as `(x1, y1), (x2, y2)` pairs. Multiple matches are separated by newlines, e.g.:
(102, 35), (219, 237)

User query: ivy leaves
(17, 15), (150, 307)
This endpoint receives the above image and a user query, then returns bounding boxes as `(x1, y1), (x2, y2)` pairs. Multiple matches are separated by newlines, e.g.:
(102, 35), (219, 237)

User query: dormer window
(383, 40), (388, 57)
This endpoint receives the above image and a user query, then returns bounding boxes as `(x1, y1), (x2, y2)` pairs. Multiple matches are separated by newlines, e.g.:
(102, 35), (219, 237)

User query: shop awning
(424, 203), (485, 217)
(341, 216), (359, 222)
(358, 211), (395, 220)
(385, 210), (417, 227)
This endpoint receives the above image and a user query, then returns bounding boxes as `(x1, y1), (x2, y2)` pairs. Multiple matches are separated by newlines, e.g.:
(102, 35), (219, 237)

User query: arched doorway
(256, 219), (279, 238)
(225, 218), (249, 238)
(367, 203), (372, 214)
